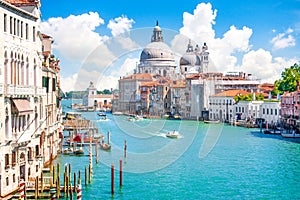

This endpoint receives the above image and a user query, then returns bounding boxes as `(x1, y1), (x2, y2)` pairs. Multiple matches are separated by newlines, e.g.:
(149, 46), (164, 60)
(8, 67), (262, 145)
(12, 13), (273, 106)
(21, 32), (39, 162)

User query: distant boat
(166, 131), (180, 139)
(112, 111), (123, 115)
(74, 147), (84, 155)
(126, 117), (134, 122)
(204, 120), (220, 124)
(63, 147), (73, 155)
(100, 143), (111, 151)
(98, 112), (107, 117)
(135, 115), (144, 121)
(281, 130), (300, 138)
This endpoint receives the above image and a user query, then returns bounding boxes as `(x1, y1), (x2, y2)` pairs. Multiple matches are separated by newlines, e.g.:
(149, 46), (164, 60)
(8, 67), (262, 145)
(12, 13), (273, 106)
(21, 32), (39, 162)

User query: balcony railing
(4, 84), (46, 96)
(0, 83), (4, 94)
(5, 84), (34, 96)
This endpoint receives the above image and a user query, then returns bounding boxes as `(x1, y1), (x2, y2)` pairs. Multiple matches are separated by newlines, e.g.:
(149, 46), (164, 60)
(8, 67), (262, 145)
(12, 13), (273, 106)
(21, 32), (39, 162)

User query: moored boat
(63, 147), (73, 155)
(204, 120), (220, 124)
(74, 147), (84, 155)
(100, 143), (111, 151)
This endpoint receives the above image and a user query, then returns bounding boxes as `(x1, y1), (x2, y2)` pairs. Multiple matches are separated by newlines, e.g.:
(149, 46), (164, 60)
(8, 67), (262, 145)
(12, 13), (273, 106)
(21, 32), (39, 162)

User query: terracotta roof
(141, 81), (156, 87)
(171, 80), (186, 88)
(212, 90), (250, 97)
(122, 73), (153, 80)
(186, 74), (200, 79)
(92, 94), (113, 98)
(4, 0), (37, 5)
(41, 33), (52, 39)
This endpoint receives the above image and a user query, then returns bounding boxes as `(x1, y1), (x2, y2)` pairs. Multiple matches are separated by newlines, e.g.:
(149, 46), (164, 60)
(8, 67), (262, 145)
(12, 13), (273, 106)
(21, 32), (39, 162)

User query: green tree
(273, 63), (300, 93)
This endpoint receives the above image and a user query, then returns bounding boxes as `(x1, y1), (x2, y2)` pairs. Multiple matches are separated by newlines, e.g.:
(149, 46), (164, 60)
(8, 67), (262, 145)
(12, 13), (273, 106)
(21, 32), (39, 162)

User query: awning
(12, 99), (33, 115)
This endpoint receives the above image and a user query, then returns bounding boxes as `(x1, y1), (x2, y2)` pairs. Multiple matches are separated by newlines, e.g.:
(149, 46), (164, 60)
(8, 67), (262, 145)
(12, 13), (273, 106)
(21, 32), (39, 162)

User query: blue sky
(40, 0), (300, 91)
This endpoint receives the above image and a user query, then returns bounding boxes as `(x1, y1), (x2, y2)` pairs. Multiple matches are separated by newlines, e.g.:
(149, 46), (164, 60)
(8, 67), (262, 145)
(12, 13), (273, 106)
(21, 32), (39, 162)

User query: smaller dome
(154, 26), (161, 31)
(180, 53), (201, 66)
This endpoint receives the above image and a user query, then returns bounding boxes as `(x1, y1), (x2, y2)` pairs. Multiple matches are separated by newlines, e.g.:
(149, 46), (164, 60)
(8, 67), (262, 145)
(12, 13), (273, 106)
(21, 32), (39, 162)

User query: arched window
(21, 55), (24, 85)
(4, 51), (8, 84)
(26, 57), (29, 85)
(33, 59), (37, 86)
(10, 51), (14, 84)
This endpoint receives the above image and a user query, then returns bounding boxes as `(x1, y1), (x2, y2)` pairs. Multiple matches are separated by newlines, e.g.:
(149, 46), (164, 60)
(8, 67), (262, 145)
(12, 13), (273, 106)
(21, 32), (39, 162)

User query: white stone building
(234, 101), (264, 121)
(209, 90), (250, 122)
(83, 81), (113, 110)
(0, 0), (62, 197)
(259, 101), (280, 124)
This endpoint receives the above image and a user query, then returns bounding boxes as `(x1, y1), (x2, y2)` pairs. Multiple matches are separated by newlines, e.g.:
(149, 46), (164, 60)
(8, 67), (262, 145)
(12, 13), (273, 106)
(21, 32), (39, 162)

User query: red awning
(12, 99), (33, 115)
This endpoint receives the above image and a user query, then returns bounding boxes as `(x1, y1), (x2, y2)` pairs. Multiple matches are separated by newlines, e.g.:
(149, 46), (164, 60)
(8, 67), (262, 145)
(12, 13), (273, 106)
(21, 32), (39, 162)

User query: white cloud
(270, 29), (296, 50)
(173, 2), (297, 84)
(240, 48), (298, 83)
(41, 12), (108, 61)
(173, 2), (252, 72)
(60, 73), (78, 92)
(107, 15), (135, 37)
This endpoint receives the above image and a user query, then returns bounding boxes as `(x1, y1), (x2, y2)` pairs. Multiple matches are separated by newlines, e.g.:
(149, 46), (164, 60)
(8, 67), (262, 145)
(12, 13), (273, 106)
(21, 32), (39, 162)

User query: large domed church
(138, 21), (177, 78)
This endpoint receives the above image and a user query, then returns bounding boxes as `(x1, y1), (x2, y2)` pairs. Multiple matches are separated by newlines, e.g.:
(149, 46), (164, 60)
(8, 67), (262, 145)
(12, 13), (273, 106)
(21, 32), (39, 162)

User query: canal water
(57, 100), (300, 199)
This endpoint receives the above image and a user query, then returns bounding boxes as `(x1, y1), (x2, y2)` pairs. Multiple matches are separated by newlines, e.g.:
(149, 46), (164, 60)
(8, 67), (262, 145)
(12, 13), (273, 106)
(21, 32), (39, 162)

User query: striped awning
(12, 99), (33, 115)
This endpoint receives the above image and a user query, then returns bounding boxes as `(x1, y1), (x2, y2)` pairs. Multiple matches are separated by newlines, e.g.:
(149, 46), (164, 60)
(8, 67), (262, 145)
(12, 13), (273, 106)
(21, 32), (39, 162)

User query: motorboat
(166, 131), (180, 139)
(98, 112), (107, 117)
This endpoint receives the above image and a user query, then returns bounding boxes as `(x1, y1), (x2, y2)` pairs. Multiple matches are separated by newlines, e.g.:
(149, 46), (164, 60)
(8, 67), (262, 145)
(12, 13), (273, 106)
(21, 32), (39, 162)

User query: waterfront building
(0, 0), (62, 197)
(209, 90), (249, 122)
(83, 81), (113, 111)
(234, 100), (264, 121)
(180, 39), (209, 75)
(118, 73), (153, 114)
(259, 101), (280, 125)
(280, 90), (300, 130)
(138, 21), (176, 78)
(189, 72), (261, 120)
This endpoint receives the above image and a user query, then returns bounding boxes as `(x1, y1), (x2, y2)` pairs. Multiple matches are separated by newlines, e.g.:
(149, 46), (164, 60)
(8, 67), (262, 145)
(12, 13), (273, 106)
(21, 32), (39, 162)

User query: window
(263, 108), (265, 115)
(13, 174), (15, 183)
(5, 154), (9, 168)
(35, 145), (39, 157)
(6, 177), (9, 186)
(17, 19), (19, 36)
(12, 151), (16, 166)
(13, 18), (16, 35)
(25, 23), (28, 39)
(52, 78), (56, 91)
(20, 21), (23, 38)
(42, 76), (50, 92)
(10, 17), (12, 34)
(267, 109), (269, 115)
(33, 26), (36, 42)
(275, 109), (277, 115)
(271, 109), (273, 115)
(4, 14), (7, 32)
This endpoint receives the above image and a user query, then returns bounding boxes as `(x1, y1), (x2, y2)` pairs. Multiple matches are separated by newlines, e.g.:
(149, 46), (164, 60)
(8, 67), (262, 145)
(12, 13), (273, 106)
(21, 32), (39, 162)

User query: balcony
(35, 86), (46, 96)
(0, 83), (3, 94)
(5, 84), (35, 96)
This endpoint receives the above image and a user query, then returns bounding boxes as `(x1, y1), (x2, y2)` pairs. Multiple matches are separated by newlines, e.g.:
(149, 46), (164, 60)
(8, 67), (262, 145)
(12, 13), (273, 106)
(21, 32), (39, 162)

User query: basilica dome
(180, 53), (201, 66)
(140, 42), (175, 62)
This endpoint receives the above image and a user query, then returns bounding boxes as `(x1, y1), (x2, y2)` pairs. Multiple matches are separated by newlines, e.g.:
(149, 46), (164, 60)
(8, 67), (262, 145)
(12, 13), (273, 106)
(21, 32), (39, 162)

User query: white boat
(166, 131), (180, 139)
(135, 115), (144, 121)
(204, 120), (220, 124)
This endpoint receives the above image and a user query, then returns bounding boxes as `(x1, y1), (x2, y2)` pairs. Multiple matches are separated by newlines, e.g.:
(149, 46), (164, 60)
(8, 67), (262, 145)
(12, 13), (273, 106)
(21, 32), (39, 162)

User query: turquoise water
(57, 100), (300, 199)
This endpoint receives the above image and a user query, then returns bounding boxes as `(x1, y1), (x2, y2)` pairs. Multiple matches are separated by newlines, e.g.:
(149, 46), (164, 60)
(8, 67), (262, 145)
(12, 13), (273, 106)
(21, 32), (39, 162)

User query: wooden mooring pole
(120, 159), (123, 188)
(111, 164), (114, 196)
